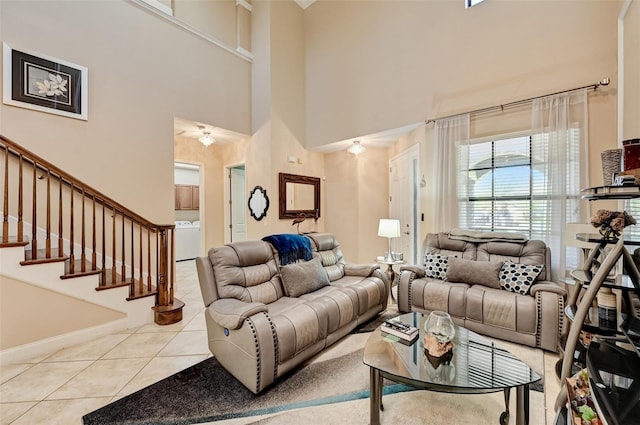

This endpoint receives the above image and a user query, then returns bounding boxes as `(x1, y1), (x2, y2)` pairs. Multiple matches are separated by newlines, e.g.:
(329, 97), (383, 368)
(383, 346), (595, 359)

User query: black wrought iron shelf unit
(554, 186), (640, 425)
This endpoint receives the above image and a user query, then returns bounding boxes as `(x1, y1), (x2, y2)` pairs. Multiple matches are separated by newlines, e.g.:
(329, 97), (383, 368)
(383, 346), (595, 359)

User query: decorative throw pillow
(424, 253), (448, 280)
(499, 261), (544, 295)
(446, 257), (503, 289)
(280, 257), (330, 297)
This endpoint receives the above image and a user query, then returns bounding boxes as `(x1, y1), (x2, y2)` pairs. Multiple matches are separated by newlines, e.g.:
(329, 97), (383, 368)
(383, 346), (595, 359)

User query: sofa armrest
(400, 265), (426, 278)
(208, 298), (268, 330)
(397, 267), (427, 312)
(530, 281), (567, 298)
(344, 263), (380, 277)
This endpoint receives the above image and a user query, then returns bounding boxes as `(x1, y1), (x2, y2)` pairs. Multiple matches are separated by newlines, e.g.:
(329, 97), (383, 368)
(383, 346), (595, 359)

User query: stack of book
(381, 319), (419, 345)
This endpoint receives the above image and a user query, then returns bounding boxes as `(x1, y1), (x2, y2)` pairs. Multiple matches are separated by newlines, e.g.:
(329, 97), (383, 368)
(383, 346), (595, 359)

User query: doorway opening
(389, 145), (420, 264)
(174, 162), (204, 261)
(226, 164), (247, 243)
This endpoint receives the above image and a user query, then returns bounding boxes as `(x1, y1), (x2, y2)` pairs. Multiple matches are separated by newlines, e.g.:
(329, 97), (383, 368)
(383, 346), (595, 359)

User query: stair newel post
(69, 182), (74, 273)
(169, 227), (175, 301)
(45, 169), (51, 258)
(3, 144), (8, 242)
(31, 161), (37, 259)
(157, 226), (169, 307)
(152, 224), (183, 325)
(18, 154), (23, 242)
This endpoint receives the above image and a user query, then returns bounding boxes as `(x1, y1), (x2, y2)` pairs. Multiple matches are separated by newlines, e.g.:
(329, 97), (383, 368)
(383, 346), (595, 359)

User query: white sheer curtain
(531, 89), (588, 281)
(434, 114), (470, 231)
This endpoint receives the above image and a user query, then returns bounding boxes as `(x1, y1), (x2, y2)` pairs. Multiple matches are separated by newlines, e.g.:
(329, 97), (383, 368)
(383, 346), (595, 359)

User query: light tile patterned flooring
(0, 260), (211, 425)
(1, 260), (564, 425)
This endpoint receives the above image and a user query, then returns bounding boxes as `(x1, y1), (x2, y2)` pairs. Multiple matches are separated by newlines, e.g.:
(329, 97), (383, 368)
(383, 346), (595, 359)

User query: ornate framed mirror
(248, 186), (269, 221)
(278, 173), (321, 219)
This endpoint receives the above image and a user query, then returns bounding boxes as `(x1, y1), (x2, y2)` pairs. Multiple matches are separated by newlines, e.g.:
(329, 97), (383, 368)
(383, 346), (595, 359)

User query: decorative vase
(601, 149), (622, 186)
(424, 311), (456, 344)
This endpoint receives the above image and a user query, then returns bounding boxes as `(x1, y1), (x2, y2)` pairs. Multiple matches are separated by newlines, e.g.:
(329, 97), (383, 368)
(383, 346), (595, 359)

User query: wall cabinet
(175, 185), (199, 210)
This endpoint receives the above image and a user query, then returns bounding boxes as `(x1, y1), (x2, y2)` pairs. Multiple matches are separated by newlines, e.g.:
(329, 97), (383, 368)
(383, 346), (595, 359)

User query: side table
(377, 259), (406, 303)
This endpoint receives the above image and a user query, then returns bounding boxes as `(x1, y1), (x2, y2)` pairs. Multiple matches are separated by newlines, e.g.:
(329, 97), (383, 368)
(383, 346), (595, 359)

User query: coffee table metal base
(368, 367), (531, 425)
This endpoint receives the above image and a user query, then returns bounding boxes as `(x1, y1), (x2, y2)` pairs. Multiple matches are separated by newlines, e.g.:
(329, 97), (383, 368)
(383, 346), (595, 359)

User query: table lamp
(378, 219), (401, 261)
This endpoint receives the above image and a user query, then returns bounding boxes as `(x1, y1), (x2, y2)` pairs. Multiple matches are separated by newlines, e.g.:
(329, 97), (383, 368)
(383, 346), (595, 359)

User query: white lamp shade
(565, 223), (599, 249)
(378, 219), (401, 238)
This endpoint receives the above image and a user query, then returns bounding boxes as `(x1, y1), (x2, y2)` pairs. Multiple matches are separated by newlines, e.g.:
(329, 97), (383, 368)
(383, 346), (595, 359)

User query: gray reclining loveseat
(397, 231), (566, 352)
(196, 232), (388, 393)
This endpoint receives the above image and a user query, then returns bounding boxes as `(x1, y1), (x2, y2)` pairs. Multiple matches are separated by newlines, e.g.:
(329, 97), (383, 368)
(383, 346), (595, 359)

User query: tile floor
(0, 260), (564, 425)
(0, 260), (211, 425)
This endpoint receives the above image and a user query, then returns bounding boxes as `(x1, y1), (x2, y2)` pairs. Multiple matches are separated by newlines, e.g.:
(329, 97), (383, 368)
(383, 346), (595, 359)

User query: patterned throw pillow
(424, 253), (448, 280)
(499, 261), (544, 295)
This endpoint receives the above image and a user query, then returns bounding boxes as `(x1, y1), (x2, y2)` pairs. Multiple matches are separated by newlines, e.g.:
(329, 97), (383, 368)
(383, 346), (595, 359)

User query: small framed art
(3, 43), (88, 120)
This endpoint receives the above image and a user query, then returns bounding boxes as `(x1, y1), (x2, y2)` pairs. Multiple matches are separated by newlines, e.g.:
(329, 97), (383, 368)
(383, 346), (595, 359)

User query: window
(457, 131), (581, 251)
(624, 199), (640, 240)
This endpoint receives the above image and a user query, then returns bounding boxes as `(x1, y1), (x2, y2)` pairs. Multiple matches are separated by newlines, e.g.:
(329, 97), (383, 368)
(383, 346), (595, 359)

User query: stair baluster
(0, 135), (182, 325)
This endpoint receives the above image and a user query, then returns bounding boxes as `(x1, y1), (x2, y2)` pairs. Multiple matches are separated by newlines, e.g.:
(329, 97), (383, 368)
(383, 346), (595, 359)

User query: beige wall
(174, 0), (237, 47)
(0, 0), (251, 225)
(0, 276), (125, 350)
(247, 0), (326, 240)
(306, 0), (621, 246)
(304, 0), (620, 149)
(324, 147), (389, 263)
(623, 0), (639, 140)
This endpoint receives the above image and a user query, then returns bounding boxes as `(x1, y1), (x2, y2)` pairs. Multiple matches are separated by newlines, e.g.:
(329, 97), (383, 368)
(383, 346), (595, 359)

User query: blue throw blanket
(262, 234), (313, 266)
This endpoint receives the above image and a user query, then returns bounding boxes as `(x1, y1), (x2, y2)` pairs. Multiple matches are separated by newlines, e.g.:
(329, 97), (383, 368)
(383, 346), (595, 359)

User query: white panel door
(230, 167), (246, 242)
(389, 145), (419, 264)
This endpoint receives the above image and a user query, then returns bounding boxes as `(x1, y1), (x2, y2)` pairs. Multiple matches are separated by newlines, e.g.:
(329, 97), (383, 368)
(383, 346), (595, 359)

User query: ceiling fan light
(347, 140), (365, 155)
(199, 133), (215, 147)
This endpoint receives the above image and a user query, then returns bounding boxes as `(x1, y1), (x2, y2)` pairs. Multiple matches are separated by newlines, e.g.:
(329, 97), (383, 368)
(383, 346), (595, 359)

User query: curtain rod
(424, 78), (610, 125)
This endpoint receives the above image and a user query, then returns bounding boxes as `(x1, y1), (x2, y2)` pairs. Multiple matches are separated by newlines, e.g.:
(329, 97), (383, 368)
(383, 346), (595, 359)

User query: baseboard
(0, 318), (130, 365)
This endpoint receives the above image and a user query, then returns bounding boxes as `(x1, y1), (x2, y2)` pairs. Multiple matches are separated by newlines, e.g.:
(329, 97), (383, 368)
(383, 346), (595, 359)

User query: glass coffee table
(363, 312), (540, 425)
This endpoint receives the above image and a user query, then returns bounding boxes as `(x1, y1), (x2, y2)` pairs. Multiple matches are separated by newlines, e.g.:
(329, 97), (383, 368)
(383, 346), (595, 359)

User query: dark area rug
(351, 310), (401, 333)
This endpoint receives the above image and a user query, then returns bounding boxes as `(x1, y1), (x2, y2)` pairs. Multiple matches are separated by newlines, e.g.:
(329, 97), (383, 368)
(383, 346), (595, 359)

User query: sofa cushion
(210, 241), (283, 304)
(499, 261), (543, 295)
(306, 233), (346, 281)
(424, 232), (477, 260)
(270, 300), (328, 363)
(280, 257), (330, 297)
(466, 285), (537, 334)
(411, 279), (468, 319)
(446, 257), (503, 289)
(424, 253), (448, 280)
(476, 240), (549, 280)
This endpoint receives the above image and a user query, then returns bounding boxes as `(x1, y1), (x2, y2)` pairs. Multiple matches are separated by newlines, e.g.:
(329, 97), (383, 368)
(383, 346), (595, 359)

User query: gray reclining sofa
(196, 232), (388, 393)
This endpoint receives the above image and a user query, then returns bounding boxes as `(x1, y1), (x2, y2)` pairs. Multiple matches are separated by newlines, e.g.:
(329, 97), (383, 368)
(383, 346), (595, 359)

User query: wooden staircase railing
(1, 135), (183, 325)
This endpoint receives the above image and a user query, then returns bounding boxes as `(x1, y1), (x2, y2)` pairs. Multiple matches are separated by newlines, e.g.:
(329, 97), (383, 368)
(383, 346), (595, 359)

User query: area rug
(351, 310), (401, 333)
(82, 345), (412, 425)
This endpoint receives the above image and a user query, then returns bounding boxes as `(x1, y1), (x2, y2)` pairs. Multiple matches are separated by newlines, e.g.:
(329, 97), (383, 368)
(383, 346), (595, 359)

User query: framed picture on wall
(3, 43), (88, 120)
